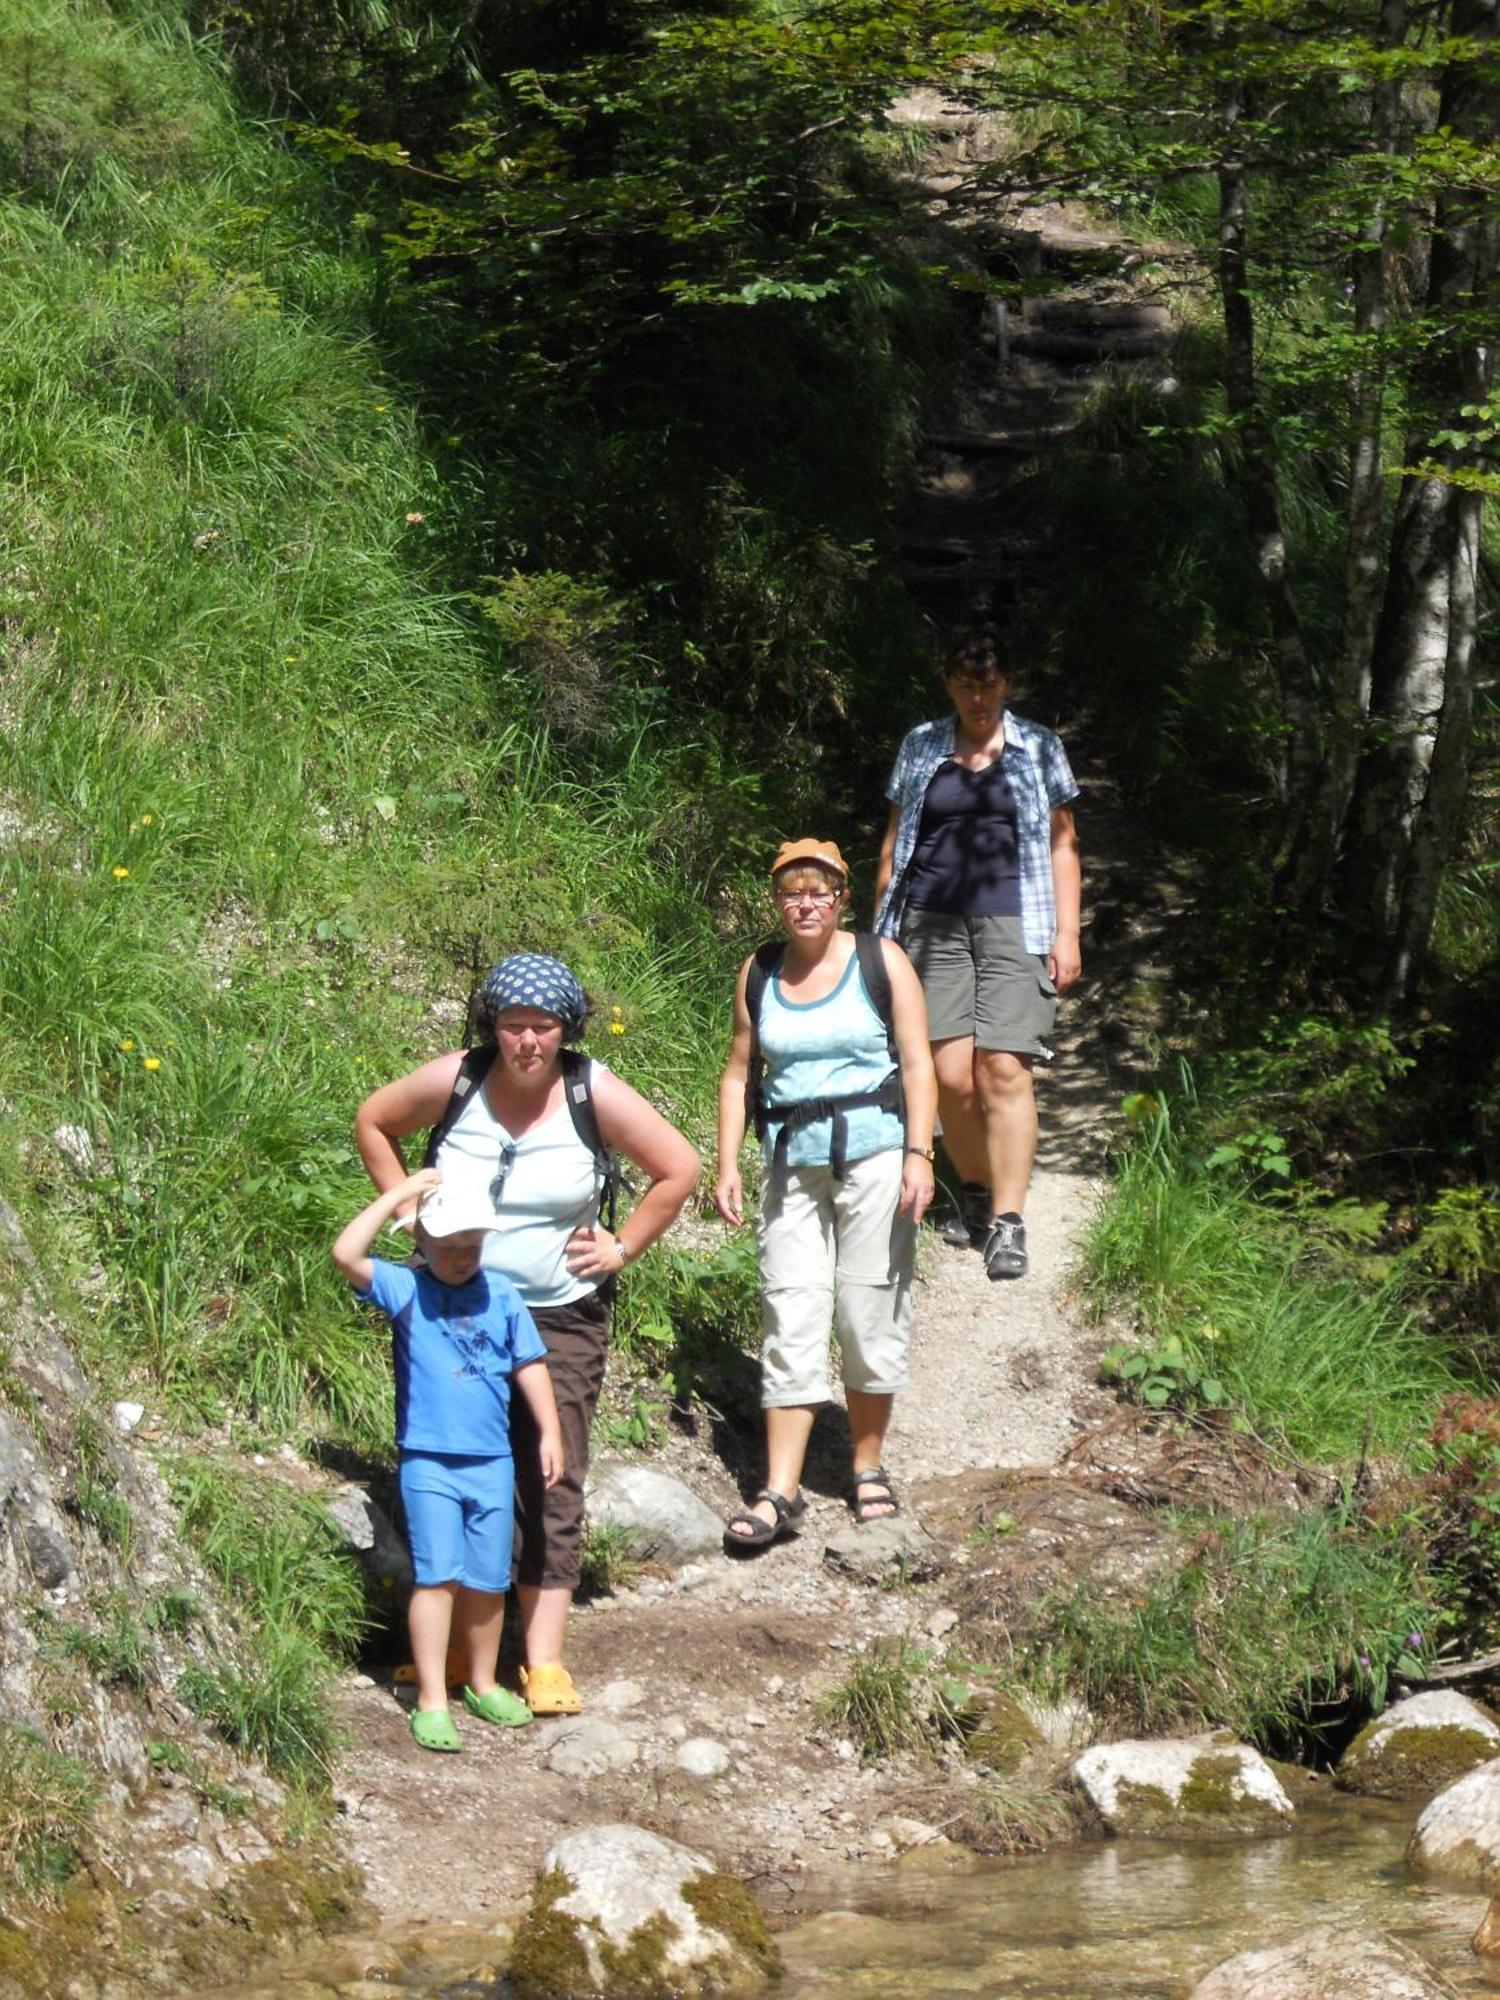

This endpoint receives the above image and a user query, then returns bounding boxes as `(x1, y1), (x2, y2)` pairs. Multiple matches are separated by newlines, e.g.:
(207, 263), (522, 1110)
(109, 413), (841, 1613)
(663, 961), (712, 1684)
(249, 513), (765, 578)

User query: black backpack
(744, 932), (903, 1190)
(421, 1045), (621, 1232)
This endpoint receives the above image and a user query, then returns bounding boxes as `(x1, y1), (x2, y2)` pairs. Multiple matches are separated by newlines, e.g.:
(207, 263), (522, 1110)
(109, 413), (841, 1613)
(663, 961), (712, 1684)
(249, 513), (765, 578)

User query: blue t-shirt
(356, 1258), (547, 1456)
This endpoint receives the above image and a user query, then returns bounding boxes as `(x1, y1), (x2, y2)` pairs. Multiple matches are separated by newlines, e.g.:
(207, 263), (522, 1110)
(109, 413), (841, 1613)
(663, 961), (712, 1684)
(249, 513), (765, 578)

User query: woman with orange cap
(715, 841), (937, 1549)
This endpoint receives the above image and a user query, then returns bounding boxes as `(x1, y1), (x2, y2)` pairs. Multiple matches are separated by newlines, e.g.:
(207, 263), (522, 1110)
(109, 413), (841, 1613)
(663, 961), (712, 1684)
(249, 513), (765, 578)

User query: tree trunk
(1339, 0), (1498, 1002)
(1217, 85), (1321, 814)
(1279, 0), (1409, 908)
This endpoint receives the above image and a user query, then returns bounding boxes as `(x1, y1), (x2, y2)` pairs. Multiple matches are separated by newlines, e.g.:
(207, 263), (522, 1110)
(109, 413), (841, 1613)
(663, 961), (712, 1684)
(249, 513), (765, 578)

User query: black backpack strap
(853, 931), (897, 1064)
(421, 1046), (496, 1170)
(560, 1048), (621, 1233)
(744, 939), (786, 1145)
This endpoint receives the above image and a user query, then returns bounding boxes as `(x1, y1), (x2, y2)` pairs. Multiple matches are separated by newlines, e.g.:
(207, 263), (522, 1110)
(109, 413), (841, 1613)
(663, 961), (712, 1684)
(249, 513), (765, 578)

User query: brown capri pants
(509, 1288), (610, 1591)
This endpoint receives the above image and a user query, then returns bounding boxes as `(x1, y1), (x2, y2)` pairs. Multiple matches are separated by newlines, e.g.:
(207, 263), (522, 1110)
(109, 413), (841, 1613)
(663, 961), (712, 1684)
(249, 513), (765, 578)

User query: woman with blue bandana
(357, 953), (699, 1717)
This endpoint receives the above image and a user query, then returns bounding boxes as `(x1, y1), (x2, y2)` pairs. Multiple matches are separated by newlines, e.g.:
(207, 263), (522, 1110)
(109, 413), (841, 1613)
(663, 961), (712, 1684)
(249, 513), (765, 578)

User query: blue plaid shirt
(876, 712), (1079, 954)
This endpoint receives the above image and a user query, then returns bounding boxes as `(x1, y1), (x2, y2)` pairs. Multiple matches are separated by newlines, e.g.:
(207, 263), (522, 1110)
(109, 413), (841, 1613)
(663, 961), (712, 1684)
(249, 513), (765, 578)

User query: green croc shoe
(463, 1684), (532, 1728)
(409, 1707), (462, 1753)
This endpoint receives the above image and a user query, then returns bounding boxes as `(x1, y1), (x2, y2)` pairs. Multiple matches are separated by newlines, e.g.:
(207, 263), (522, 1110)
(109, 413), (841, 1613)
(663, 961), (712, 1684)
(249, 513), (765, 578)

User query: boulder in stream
(1070, 1737), (1294, 1839)
(1407, 1755), (1500, 1889)
(1335, 1690), (1500, 1801)
(1187, 1924), (1460, 1997)
(507, 1823), (780, 1998)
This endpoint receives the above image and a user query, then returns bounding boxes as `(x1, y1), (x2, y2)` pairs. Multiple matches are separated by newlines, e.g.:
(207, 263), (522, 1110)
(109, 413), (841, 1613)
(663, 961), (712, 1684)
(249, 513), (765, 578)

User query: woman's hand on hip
(899, 1154), (935, 1223)
(564, 1224), (627, 1279)
(714, 1170), (743, 1228)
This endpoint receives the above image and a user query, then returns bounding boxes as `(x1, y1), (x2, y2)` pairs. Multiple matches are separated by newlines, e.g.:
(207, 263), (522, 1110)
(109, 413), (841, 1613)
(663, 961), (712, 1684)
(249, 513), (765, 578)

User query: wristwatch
(612, 1236), (632, 1265)
(906, 1146), (936, 1162)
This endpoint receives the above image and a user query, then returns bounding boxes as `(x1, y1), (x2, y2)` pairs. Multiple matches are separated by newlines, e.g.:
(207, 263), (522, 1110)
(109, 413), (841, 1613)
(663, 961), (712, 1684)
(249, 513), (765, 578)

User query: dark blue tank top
(905, 757), (1022, 917)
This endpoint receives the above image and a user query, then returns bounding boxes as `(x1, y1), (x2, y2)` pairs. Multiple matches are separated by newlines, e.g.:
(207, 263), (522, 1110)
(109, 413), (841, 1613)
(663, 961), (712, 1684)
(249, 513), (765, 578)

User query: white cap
(416, 1184), (501, 1239)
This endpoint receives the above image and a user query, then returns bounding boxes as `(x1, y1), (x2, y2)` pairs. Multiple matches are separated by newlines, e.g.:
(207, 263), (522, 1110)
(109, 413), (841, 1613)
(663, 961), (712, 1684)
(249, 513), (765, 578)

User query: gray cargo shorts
(899, 909), (1057, 1053)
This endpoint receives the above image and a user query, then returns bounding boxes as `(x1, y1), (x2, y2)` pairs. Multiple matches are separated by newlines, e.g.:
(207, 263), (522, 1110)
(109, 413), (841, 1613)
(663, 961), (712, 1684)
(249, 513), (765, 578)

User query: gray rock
(511, 1824), (778, 1997)
(21, 1520), (74, 1588)
(676, 1738), (732, 1780)
(1335, 1690), (1500, 1801)
(1071, 1738), (1294, 1840)
(326, 1483), (412, 1601)
(585, 1462), (723, 1565)
(596, 1679), (646, 1712)
(822, 1516), (945, 1583)
(1408, 1756), (1500, 1889)
(542, 1718), (642, 1780)
(51, 1123), (96, 1174)
(1188, 1925), (1459, 1997)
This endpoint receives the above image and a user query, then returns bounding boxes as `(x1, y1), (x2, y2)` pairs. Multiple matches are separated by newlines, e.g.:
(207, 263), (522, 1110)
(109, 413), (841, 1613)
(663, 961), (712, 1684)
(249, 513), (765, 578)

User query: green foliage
(1083, 1090), (1455, 1460)
(577, 1519), (642, 1598)
(1098, 1334), (1229, 1418)
(816, 1639), (968, 1764)
(1419, 1397), (1500, 1653)
(1027, 1508), (1432, 1757)
(44, 1595), (150, 1693)
(0, 1725), (97, 1906)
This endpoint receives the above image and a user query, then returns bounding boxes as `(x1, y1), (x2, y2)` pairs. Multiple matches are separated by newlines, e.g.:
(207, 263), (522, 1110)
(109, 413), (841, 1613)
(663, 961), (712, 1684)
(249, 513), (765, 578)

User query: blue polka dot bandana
(479, 955), (588, 1039)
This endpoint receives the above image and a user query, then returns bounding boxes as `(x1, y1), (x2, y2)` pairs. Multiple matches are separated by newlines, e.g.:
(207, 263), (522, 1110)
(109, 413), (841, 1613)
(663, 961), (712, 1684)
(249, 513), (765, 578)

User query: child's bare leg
(453, 1586), (505, 1695)
(516, 1582), (571, 1668)
(409, 1582), (459, 1711)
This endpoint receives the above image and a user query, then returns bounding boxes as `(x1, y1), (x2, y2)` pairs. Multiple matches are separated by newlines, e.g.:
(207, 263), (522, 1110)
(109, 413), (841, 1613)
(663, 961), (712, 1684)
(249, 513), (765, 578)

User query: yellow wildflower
(143, 1057), (161, 1073)
(283, 653), (298, 663)
(609, 1021), (626, 1037)
(112, 865), (129, 880)
(119, 1038), (135, 1053)
(140, 813), (154, 826)
(374, 403), (388, 413)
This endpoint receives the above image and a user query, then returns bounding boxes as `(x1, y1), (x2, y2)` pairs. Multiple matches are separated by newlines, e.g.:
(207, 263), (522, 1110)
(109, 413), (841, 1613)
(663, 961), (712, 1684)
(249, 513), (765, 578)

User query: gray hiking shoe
(984, 1216), (1028, 1281)
(940, 1181), (990, 1249)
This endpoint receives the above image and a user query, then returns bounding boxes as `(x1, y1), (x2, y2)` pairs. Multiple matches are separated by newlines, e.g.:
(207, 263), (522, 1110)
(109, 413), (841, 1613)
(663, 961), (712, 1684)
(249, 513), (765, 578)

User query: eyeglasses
(489, 1140), (518, 1207)
(778, 888), (839, 907)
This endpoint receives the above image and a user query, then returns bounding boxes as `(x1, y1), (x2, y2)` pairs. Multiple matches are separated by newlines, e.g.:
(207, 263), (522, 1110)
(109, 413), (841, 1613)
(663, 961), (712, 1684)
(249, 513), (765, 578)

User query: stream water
(196, 1798), (1497, 1998)
(776, 1801), (1494, 1996)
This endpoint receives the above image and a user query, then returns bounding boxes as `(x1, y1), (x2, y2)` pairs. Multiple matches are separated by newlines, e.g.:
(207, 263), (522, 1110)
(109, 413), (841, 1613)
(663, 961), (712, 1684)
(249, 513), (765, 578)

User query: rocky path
(321, 111), (1186, 1948)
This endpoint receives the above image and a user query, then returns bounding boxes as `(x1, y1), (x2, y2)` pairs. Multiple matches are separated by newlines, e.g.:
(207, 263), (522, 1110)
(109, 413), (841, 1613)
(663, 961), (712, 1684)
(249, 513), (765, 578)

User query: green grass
(1026, 1508), (1432, 1758)
(0, 0), (762, 1462)
(0, 1725), (97, 1906)
(1080, 1105), (1457, 1461)
(167, 1457), (366, 1782)
(816, 1640), (968, 1764)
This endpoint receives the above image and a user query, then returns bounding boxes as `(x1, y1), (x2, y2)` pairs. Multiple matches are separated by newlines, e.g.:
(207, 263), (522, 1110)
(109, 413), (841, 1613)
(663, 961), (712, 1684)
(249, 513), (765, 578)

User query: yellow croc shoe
(393, 1647), (466, 1690)
(520, 1663), (582, 1716)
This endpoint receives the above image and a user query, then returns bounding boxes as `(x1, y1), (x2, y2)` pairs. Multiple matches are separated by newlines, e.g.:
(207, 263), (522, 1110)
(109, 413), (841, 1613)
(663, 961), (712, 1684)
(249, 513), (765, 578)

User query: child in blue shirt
(332, 1166), (562, 1753)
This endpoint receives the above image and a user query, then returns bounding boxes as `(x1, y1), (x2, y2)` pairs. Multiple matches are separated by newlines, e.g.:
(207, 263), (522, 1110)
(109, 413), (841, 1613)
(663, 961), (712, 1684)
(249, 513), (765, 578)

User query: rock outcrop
(586, 1462), (724, 1566)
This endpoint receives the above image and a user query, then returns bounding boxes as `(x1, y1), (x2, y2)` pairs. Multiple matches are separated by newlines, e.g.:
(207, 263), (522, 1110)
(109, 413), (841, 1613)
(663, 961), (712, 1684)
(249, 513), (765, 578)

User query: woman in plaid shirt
(874, 630), (1081, 1280)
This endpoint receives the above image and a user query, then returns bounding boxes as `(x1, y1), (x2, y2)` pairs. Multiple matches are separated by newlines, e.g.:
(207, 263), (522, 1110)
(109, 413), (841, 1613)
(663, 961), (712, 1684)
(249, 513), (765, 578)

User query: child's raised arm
(513, 1360), (564, 1489)
(332, 1167), (441, 1292)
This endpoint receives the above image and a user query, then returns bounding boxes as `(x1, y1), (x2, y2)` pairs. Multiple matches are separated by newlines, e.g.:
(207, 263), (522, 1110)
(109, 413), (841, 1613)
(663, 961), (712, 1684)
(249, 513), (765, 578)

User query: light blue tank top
(758, 948), (903, 1172)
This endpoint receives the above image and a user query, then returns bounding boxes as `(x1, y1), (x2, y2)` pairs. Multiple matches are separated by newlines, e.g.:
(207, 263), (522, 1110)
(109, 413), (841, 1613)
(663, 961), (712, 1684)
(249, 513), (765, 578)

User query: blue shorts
(399, 1450), (515, 1592)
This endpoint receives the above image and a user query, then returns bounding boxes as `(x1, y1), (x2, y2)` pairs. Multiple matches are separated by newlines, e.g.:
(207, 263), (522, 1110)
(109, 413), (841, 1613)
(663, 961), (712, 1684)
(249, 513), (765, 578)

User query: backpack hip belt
(761, 1068), (904, 1194)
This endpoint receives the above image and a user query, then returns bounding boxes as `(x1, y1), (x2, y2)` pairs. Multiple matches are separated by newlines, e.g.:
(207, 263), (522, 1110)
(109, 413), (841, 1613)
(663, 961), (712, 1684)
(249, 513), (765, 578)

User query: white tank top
(435, 1061), (604, 1309)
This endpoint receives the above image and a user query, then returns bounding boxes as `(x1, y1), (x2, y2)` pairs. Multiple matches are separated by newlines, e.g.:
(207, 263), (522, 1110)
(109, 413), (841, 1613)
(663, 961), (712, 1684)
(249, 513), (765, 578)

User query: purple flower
(1408, 1631), (1423, 1650)
(1358, 1652), (1370, 1668)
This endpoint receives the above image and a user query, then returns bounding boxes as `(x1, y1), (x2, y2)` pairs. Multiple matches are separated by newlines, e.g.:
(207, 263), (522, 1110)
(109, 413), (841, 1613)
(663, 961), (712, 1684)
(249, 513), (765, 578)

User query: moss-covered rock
(1407, 1757), (1500, 1890)
(508, 1826), (779, 2000)
(1071, 1738), (1295, 1840)
(963, 1689), (1045, 1774)
(1336, 1692), (1500, 1802)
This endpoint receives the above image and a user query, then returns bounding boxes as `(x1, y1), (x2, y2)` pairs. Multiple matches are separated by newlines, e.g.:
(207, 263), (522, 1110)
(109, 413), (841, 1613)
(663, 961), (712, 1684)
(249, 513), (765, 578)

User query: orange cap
(770, 838), (849, 882)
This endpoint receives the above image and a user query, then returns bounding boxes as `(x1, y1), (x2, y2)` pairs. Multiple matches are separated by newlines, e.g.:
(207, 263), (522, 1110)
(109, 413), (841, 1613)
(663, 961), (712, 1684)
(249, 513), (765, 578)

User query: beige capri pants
(756, 1147), (916, 1408)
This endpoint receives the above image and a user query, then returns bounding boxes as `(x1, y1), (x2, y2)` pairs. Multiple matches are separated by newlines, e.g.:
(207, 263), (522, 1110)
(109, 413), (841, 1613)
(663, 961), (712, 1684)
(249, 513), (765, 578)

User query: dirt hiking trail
(326, 102), (1193, 1938)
